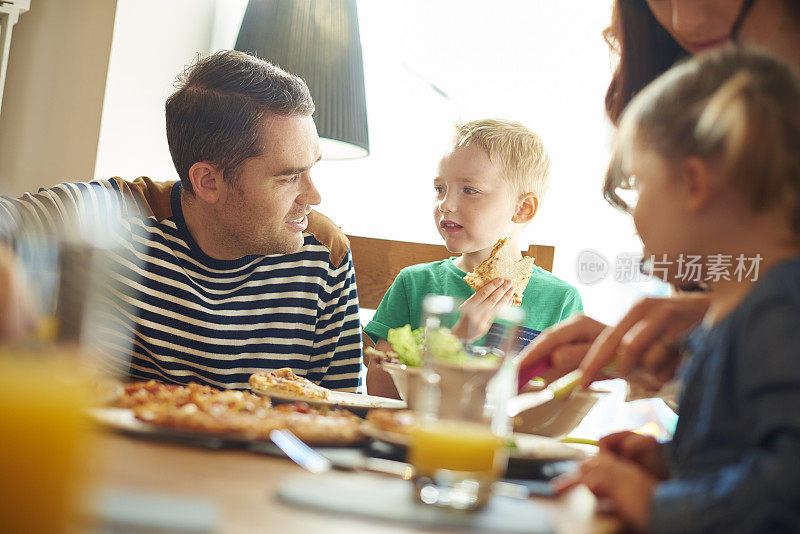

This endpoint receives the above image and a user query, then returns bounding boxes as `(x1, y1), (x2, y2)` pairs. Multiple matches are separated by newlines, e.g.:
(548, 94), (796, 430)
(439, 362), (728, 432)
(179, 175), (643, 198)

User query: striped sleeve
(308, 249), (363, 392)
(0, 180), (127, 245)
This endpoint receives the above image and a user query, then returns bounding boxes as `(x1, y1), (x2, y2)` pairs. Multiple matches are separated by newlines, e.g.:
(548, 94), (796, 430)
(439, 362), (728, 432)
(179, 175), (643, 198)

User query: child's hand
(552, 451), (657, 532)
(452, 278), (514, 342)
(599, 431), (667, 479)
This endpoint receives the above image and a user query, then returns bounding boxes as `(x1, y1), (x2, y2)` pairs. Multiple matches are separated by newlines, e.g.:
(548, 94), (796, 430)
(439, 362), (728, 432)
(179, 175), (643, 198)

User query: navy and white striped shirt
(1, 178), (363, 391)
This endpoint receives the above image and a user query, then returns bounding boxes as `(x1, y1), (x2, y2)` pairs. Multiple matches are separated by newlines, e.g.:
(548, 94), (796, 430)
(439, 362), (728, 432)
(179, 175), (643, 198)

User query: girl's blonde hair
(605, 48), (800, 241)
(454, 119), (551, 198)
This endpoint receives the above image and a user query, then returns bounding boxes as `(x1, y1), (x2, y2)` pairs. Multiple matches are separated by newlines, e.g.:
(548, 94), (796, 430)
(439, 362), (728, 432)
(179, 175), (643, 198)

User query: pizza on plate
(116, 380), (267, 410)
(113, 380), (363, 445)
(248, 368), (329, 400)
(366, 408), (418, 435)
(463, 238), (534, 306)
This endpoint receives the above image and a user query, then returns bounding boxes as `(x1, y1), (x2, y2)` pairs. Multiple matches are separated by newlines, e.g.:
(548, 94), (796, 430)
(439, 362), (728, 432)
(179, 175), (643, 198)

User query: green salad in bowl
(385, 324), (498, 367)
(373, 324), (500, 408)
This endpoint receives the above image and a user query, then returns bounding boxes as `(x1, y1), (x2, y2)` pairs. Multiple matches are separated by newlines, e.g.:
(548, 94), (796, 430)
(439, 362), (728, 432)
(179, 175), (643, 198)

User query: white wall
(0, 0), (117, 196)
(94, 0), (251, 182)
(94, 0), (219, 182)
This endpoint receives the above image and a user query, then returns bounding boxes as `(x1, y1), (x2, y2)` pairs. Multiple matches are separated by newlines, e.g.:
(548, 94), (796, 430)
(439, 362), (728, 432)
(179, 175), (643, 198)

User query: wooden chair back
(347, 234), (555, 310)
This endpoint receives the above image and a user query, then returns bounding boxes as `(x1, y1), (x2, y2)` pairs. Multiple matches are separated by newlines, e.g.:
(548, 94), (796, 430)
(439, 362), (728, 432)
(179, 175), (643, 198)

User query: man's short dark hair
(165, 50), (315, 194)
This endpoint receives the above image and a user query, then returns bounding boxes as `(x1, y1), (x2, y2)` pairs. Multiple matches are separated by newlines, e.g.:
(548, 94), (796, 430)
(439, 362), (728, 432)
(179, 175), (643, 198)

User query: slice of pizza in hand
(463, 238), (535, 306)
(248, 368), (329, 400)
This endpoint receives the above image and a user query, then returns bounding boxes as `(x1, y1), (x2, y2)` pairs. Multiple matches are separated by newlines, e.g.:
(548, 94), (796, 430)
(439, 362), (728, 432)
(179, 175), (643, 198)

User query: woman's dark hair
(604, 0), (800, 126)
(165, 50), (315, 195)
(603, 0), (685, 126)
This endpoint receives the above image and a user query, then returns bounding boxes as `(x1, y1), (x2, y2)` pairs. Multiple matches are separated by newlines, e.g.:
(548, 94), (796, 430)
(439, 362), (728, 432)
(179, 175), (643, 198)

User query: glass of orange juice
(408, 295), (522, 510)
(0, 351), (96, 533)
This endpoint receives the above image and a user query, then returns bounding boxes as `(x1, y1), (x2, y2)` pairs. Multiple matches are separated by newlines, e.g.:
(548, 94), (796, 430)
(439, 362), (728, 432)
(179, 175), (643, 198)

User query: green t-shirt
(364, 258), (583, 344)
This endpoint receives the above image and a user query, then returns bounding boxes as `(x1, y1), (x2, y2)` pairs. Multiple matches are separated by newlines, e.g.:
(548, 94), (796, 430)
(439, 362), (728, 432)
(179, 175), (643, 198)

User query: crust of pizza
(463, 238), (534, 306)
(366, 409), (418, 435)
(248, 368), (329, 400)
(118, 380), (363, 445)
(280, 410), (364, 444)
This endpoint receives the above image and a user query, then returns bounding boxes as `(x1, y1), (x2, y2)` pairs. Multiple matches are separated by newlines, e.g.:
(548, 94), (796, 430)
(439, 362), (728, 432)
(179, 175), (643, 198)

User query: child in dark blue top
(553, 48), (800, 532)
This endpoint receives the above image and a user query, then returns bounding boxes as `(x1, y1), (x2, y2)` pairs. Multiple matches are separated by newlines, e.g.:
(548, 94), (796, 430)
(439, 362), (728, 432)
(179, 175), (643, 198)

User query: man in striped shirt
(0, 51), (362, 392)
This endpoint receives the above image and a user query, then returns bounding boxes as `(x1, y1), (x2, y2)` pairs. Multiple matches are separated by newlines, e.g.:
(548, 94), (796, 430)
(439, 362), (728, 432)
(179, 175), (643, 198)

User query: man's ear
(512, 193), (539, 224)
(680, 157), (716, 213)
(188, 161), (225, 204)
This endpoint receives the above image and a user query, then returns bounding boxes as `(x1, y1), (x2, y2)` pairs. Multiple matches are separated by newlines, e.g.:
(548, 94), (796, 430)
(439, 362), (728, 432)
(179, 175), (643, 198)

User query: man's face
(215, 114), (322, 256)
(433, 144), (518, 255)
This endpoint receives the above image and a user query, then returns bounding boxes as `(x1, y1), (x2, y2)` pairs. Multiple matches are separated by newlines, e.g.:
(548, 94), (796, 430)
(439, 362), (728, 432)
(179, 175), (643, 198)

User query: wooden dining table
(92, 431), (623, 534)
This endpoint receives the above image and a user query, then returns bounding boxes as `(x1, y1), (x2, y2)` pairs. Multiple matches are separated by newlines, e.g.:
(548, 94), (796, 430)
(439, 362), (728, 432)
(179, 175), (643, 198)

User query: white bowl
(381, 360), (425, 408)
(381, 357), (499, 414)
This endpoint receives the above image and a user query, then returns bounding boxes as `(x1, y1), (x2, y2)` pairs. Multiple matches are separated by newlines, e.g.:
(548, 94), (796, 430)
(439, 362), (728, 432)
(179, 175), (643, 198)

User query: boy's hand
(452, 278), (514, 342)
(552, 451), (657, 532)
(599, 431), (667, 479)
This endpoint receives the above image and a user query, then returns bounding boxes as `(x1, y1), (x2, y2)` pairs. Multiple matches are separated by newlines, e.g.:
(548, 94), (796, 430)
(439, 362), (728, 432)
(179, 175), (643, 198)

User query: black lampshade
(235, 0), (369, 158)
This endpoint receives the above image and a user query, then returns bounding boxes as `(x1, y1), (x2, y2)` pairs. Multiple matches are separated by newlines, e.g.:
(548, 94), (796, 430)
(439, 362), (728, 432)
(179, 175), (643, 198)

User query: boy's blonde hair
(605, 48), (800, 242)
(453, 119), (551, 198)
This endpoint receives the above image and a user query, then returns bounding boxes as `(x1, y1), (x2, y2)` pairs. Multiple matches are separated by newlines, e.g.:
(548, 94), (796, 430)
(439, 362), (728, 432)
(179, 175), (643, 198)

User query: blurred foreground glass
(0, 353), (96, 533)
(409, 295), (523, 510)
(16, 236), (95, 344)
(13, 230), (137, 380)
(0, 237), (124, 532)
(0, 189), (135, 531)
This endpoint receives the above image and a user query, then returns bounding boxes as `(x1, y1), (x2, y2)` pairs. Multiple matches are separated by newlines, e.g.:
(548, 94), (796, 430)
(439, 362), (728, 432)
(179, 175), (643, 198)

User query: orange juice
(36, 315), (60, 343)
(409, 420), (508, 509)
(409, 420), (505, 476)
(0, 354), (94, 533)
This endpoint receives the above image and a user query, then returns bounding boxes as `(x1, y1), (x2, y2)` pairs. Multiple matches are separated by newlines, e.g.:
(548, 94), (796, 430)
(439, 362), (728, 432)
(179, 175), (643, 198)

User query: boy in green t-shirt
(365, 119), (582, 397)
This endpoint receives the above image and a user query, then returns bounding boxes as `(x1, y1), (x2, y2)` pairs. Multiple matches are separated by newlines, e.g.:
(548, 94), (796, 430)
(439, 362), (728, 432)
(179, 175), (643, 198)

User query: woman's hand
(517, 296), (709, 388)
(516, 313), (607, 380)
(578, 295), (709, 388)
(552, 451), (657, 533)
(452, 278), (514, 342)
(599, 431), (667, 479)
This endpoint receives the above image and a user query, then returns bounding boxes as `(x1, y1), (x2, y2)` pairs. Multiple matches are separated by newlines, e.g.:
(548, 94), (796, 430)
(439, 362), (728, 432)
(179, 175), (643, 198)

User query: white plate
(89, 407), (245, 443)
(89, 407), (366, 447)
(90, 407), (149, 432)
(361, 422), (584, 462)
(251, 388), (406, 412)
